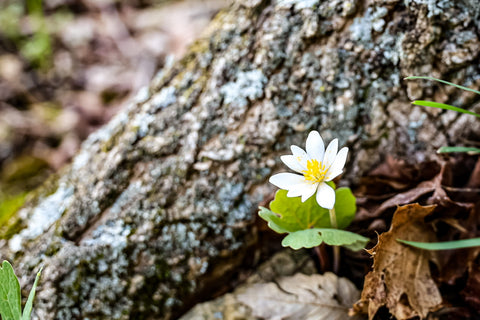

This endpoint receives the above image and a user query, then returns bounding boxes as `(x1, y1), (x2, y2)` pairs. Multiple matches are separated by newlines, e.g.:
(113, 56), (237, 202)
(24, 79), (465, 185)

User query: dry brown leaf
(368, 156), (416, 183)
(461, 251), (480, 313)
(374, 163), (448, 216)
(237, 272), (364, 320)
(361, 157), (441, 195)
(467, 158), (480, 188)
(355, 204), (442, 320)
(374, 179), (437, 215)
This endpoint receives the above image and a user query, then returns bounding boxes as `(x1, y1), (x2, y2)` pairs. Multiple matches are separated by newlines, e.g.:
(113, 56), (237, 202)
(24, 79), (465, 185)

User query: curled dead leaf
(374, 162), (447, 216)
(354, 204), (442, 320)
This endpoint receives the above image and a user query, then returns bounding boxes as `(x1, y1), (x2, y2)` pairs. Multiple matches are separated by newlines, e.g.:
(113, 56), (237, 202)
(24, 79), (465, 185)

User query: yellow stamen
(302, 159), (327, 183)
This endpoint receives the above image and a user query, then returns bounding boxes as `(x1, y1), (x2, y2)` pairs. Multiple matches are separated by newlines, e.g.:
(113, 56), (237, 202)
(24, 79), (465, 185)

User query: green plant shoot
(398, 238), (480, 250)
(437, 146), (480, 154)
(412, 100), (480, 118)
(0, 261), (42, 320)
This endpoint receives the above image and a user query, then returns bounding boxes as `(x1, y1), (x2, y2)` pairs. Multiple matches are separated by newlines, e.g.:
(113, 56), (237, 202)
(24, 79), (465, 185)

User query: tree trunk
(1, 0), (480, 319)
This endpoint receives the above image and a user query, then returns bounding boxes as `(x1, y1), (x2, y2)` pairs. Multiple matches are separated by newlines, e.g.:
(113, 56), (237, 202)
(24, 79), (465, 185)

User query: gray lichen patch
(151, 86), (177, 112)
(276, 0), (320, 10)
(8, 182), (74, 252)
(220, 69), (268, 108)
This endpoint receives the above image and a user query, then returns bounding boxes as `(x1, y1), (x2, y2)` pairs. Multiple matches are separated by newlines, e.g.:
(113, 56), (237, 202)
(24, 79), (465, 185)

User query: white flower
(269, 131), (348, 209)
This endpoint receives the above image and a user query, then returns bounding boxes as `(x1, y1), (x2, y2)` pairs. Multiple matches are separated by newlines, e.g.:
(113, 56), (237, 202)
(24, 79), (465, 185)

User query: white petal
(325, 147), (348, 181)
(290, 145), (307, 157)
(280, 155), (306, 173)
(269, 173), (306, 190)
(290, 145), (309, 168)
(325, 169), (343, 181)
(300, 182), (318, 202)
(315, 182), (335, 209)
(286, 181), (317, 201)
(286, 188), (304, 197)
(306, 131), (325, 161)
(322, 138), (338, 169)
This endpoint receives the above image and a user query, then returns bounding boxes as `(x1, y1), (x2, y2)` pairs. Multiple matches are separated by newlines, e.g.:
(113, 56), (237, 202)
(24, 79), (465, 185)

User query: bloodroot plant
(259, 131), (368, 271)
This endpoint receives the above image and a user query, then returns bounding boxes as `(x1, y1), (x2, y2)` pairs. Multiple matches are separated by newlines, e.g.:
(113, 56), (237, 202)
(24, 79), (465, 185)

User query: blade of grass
(398, 238), (480, 250)
(437, 146), (480, 154)
(21, 266), (42, 320)
(405, 76), (480, 95)
(412, 100), (480, 117)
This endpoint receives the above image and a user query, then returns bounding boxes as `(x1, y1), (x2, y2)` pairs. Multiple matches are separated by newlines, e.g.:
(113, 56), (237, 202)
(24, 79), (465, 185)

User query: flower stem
(329, 208), (340, 274)
(329, 207), (338, 229)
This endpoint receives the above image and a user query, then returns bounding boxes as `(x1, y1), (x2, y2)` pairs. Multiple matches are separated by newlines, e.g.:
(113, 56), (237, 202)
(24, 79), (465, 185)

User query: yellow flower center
(302, 159), (328, 183)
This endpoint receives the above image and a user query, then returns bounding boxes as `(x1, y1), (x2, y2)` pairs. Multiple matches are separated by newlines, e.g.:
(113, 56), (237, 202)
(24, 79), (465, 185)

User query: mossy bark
(1, 0), (480, 319)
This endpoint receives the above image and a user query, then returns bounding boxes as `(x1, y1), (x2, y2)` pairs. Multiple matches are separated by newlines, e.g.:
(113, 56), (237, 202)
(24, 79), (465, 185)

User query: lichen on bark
(1, 0), (479, 319)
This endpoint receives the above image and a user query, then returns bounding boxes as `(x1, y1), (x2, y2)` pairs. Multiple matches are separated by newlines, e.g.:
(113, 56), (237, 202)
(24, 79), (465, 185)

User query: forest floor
(0, 0), (227, 210)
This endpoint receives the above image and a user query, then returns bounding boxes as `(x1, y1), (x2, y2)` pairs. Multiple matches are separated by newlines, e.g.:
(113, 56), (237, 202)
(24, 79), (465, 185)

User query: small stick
(332, 246), (340, 274)
(314, 244), (329, 272)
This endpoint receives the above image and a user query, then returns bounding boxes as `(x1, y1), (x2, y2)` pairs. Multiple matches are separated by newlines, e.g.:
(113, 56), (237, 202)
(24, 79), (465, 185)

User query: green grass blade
(398, 238), (480, 250)
(437, 146), (480, 154)
(405, 76), (480, 95)
(21, 267), (42, 320)
(412, 100), (480, 117)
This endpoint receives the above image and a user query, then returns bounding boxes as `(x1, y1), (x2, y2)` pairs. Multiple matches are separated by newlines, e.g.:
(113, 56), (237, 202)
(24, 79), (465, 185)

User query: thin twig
(314, 244), (329, 272)
(332, 246), (340, 274)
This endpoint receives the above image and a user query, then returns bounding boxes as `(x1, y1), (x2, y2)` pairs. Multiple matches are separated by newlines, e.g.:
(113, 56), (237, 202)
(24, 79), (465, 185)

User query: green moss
(0, 162), (60, 239)
(181, 39), (210, 66)
(1, 155), (49, 184)
(44, 238), (63, 256)
(2, 170), (62, 236)
(0, 217), (24, 240)
(26, 170), (59, 203)
(0, 192), (27, 227)
(100, 124), (129, 152)
(0, 190), (29, 240)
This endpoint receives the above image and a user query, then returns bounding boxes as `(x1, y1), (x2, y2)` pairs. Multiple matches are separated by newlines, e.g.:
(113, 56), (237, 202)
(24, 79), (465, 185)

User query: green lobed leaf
(282, 228), (369, 251)
(258, 206), (291, 234)
(332, 187), (356, 229)
(21, 267), (42, 320)
(405, 76), (480, 95)
(267, 189), (330, 232)
(259, 188), (365, 250)
(437, 146), (480, 154)
(412, 100), (480, 118)
(0, 260), (22, 320)
(398, 238), (480, 250)
(259, 188), (357, 234)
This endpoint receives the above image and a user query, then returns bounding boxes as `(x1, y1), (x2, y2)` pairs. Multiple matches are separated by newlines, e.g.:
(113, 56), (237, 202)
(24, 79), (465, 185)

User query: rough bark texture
(1, 0), (480, 319)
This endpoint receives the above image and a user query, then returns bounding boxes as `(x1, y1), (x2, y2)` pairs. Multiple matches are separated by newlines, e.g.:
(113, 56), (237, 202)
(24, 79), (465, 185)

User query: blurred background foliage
(0, 0), (229, 223)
